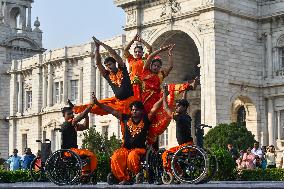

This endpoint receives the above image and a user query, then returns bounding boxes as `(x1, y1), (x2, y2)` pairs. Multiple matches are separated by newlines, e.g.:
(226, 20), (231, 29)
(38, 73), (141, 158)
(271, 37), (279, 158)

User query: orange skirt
(73, 96), (138, 115)
(110, 147), (146, 182)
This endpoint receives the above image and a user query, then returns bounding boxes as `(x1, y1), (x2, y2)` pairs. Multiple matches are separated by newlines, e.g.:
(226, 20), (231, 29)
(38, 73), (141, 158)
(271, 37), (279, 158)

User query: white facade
(0, 0), (44, 158)
(3, 0), (284, 158)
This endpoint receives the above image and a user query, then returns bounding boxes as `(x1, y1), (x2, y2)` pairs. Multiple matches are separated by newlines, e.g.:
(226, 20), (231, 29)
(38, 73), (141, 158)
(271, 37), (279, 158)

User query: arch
(9, 6), (21, 29)
(231, 96), (258, 140)
(1, 36), (42, 50)
(148, 24), (202, 57)
(149, 29), (201, 82)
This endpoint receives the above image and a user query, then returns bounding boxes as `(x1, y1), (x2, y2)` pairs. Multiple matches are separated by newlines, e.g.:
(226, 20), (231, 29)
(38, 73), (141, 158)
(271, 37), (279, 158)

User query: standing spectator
(261, 146), (267, 169)
(21, 148), (36, 170)
(241, 147), (255, 169)
(251, 142), (263, 159)
(266, 145), (277, 168)
(227, 143), (239, 161)
(5, 149), (21, 171)
(236, 150), (244, 169)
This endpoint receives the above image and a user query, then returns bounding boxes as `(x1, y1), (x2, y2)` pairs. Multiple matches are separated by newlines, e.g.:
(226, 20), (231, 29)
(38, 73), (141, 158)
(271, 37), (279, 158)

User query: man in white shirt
(251, 142), (263, 159)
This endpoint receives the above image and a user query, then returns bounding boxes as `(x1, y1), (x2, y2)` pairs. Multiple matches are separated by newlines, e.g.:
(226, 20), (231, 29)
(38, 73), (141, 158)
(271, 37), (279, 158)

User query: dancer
(161, 86), (193, 172)
(124, 34), (152, 82)
(73, 37), (137, 115)
(92, 94), (163, 185)
(61, 92), (97, 175)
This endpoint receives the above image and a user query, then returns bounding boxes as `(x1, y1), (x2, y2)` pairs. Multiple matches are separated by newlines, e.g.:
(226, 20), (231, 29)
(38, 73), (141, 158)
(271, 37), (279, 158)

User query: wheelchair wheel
(107, 172), (118, 185)
(30, 157), (46, 182)
(171, 146), (208, 184)
(201, 148), (218, 183)
(135, 172), (144, 184)
(45, 149), (82, 185)
(161, 171), (174, 185)
(90, 170), (97, 184)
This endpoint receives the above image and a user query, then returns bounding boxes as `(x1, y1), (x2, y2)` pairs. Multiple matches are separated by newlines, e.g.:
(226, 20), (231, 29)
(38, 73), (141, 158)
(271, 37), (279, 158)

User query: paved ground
(0, 181), (284, 189)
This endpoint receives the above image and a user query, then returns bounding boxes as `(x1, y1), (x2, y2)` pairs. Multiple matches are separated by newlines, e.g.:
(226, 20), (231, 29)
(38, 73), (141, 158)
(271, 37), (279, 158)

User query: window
(26, 91), (32, 109)
(159, 129), (168, 147)
(60, 81), (63, 102)
(237, 106), (246, 126)
(22, 134), (27, 153)
(54, 82), (60, 103)
(102, 126), (109, 138)
(280, 48), (284, 68)
(70, 80), (78, 103)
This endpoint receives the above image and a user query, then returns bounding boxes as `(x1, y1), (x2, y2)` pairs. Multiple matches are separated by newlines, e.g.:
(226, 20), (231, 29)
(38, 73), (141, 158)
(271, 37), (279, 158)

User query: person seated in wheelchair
(92, 94), (164, 185)
(161, 87), (193, 172)
(61, 92), (98, 176)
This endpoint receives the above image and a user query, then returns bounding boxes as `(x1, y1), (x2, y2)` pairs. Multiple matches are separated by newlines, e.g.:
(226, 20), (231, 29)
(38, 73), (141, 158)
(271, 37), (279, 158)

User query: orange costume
(111, 114), (151, 182)
(73, 65), (137, 115)
(126, 54), (149, 100)
(140, 68), (191, 144)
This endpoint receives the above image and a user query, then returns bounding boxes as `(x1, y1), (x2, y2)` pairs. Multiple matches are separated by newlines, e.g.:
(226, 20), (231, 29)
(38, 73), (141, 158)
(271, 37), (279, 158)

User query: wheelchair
(107, 146), (164, 185)
(44, 149), (97, 185)
(161, 145), (215, 184)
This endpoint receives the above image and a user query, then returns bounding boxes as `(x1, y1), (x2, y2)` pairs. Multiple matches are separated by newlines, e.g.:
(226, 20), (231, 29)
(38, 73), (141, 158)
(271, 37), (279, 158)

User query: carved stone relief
(161, 0), (181, 17)
(126, 10), (136, 24)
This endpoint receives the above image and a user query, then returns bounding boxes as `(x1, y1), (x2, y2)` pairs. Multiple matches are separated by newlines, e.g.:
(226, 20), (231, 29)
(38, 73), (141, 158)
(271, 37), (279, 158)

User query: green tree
(204, 122), (256, 151)
(81, 126), (122, 181)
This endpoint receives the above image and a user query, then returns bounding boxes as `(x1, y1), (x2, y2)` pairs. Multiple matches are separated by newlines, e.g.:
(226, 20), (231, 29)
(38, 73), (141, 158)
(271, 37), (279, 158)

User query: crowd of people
(2, 148), (37, 171)
(228, 142), (284, 170)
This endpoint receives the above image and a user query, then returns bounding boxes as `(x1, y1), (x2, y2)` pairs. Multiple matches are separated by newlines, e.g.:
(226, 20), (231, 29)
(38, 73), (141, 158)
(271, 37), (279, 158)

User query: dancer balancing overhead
(61, 92), (98, 175)
(73, 36), (138, 115)
(124, 34), (152, 99)
(91, 94), (164, 185)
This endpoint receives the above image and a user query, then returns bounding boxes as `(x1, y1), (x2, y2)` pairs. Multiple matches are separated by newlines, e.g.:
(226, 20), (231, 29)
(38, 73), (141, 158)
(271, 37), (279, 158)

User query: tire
(161, 171), (174, 185)
(135, 172), (144, 184)
(201, 148), (218, 183)
(171, 145), (208, 184)
(45, 149), (82, 185)
(107, 172), (118, 185)
(30, 157), (46, 182)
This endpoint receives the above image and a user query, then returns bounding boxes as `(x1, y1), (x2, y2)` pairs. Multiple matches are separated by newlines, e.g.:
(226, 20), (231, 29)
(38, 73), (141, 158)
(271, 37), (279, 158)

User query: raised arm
(137, 35), (152, 54)
(162, 84), (173, 117)
(94, 41), (107, 77)
(76, 114), (89, 131)
(72, 92), (96, 126)
(92, 36), (125, 67)
(124, 34), (137, 58)
(144, 44), (172, 70)
(93, 94), (122, 120)
(163, 44), (175, 77)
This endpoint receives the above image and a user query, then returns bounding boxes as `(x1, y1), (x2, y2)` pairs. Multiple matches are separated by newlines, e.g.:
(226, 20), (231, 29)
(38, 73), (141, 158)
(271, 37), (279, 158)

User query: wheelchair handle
(196, 124), (212, 129)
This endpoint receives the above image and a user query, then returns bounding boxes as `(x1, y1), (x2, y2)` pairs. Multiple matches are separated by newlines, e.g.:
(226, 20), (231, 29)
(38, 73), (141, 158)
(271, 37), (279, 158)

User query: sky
(31, 0), (125, 51)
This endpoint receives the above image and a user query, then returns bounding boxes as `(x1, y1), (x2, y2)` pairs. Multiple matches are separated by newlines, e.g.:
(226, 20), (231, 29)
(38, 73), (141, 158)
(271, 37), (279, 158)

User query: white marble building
(0, 0), (44, 158)
(3, 0), (284, 158)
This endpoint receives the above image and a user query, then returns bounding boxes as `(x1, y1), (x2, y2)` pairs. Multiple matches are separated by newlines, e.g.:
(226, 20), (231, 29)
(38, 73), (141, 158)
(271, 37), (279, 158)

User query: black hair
(151, 58), (163, 66)
(129, 101), (144, 111)
(104, 56), (116, 65)
(176, 99), (189, 109)
(134, 45), (143, 52)
(61, 107), (73, 117)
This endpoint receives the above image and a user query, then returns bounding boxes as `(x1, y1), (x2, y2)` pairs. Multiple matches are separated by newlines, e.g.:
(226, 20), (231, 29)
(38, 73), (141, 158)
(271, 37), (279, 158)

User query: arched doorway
(231, 96), (258, 140)
(151, 30), (200, 83)
(150, 30), (201, 147)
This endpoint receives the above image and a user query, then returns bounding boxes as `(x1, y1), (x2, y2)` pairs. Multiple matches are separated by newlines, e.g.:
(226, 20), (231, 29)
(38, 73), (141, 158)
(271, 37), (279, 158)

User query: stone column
(21, 7), (26, 29)
(79, 67), (83, 103)
(267, 31), (273, 78)
(96, 68), (101, 99)
(277, 110), (282, 140)
(47, 64), (53, 107)
(42, 66), (47, 107)
(17, 74), (23, 113)
(27, 6), (31, 28)
(10, 73), (17, 116)
(8, 119), (17, 154)
(267, 98), (275, 146)
(62, 61), (68, 103)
